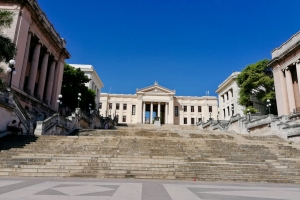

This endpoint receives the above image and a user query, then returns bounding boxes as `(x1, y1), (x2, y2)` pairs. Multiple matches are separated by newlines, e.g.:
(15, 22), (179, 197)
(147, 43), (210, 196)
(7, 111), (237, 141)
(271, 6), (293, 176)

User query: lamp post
(88, 103), (92, 122)
(266, 99), (271, 114)
(77, 93), (81, 108)
(6, 59), (16, 91)
(57, 94), (62, 114)
(247, 108), (251, 121)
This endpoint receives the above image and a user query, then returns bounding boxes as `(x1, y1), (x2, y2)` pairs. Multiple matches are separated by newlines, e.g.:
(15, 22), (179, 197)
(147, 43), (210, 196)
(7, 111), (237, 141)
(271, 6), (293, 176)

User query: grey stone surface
(0, 177), (299, 200)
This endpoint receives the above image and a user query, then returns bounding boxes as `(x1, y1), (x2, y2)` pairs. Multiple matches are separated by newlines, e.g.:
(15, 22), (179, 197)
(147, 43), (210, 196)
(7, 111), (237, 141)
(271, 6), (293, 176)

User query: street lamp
(88, 103), (92, 122)
(266, 99), (271, 114)
(77, 93), (81, 108)
(247, 108), (251, 121)
(57, 94), (62, 114)
(6, 59), (16, 91)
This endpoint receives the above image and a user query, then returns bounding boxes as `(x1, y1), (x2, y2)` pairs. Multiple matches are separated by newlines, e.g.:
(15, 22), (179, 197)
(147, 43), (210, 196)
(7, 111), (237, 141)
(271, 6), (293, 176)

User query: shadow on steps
(0, 134), (38, 151)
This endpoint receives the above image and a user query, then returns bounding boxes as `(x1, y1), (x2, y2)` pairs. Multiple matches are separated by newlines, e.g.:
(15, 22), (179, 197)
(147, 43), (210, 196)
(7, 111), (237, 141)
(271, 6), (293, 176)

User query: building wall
(0, 0), (70, 121)
(99, 87), (218, 126)
(69, 64), (104, 110)
(216, 72), (245, 120)
(268, 31), (300, 116)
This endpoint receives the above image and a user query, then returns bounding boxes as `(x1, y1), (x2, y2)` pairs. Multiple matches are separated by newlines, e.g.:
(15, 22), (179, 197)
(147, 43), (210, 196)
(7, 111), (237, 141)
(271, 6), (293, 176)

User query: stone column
(158, 102), (161, 118)
(27, 42), (41, 95)
(165, 103), (168, 124)
(37, 51), (49, 100)
(45, 60), (56, 105)
(169, 99), (174, 124)
(285, 68), (296, 113)
(19, 32), (32, 90)
(50, 59), (65, 110)
(296, 61), (300, 93)
(150, 102), (153, 124)
(143, 102), (146, 124)
(137, 97), (143, 123)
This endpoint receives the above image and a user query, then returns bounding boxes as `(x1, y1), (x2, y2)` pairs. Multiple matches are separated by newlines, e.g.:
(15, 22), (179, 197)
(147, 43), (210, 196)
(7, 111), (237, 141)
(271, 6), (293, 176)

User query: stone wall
(199, 114), (300, 142)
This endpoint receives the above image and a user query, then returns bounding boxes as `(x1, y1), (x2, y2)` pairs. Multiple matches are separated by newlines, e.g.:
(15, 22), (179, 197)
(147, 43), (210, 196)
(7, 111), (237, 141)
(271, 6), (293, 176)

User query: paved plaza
(0, 177), (299, 200)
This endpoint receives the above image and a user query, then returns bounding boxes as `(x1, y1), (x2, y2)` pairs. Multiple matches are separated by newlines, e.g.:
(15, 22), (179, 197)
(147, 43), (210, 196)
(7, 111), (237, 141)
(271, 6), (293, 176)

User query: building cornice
(216, 72), (240, 93)
(2, 0), (70, 59)
(136, 82), (175, 95)
(70, 64), (104, 88)
(268, 42), (300, 71)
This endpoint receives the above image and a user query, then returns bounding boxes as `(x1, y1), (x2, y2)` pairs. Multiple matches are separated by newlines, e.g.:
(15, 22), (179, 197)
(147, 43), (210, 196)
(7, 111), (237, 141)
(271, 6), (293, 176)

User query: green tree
(61, 64), (96, 111)
(236, 59), (277, 114)
(0, 10), (16, 63)
(0, 10), (16, 91)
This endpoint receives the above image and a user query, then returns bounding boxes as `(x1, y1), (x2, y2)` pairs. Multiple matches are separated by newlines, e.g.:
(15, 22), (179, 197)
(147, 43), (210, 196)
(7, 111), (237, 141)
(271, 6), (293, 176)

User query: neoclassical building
(100, 82), (218, 125)
(216, 72), (244, 120)
(216, 72), (267, 120)
(0, 0), (70, 120)
(70, 64), (104, 110)
(268, 31), (300, 116)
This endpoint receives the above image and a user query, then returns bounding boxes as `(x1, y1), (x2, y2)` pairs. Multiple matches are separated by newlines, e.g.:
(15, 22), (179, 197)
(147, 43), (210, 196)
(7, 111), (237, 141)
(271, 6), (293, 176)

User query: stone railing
(247, 115), (272, 129)
(230, 114), (241, 122)
(12, 93), (32, 133)
(202, 120), (212, 129)
(34, 112), (79, 135)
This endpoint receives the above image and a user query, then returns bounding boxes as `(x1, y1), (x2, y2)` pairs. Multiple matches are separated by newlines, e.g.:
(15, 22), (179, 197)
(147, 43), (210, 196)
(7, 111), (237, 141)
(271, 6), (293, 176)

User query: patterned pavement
(0, 177), (299, 200)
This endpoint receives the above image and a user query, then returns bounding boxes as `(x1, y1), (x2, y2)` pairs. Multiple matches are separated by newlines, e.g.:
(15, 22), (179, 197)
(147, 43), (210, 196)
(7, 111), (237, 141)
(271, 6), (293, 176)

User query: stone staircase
(0, 125), (300, 183)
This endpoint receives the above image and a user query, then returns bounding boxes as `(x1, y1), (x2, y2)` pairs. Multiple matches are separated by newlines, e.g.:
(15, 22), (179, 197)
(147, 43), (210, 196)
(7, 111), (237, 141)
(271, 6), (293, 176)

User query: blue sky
(38, 0), (300, 96)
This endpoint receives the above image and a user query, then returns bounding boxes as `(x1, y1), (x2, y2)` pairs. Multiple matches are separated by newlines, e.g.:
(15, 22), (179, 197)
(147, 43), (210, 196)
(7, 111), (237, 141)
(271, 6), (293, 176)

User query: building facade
(216, 72), (244, 120)
(216, 72), (268, 120)
(0, 0), (70, 120)
(99, 82), (218, 125)
(268, 31), (300, 116)
(70, 64), (104, 110)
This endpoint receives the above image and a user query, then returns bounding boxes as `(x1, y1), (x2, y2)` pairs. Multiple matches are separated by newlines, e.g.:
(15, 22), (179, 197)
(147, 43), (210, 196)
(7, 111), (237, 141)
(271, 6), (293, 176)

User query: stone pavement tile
(142, 182), (172, 200)
(0, 178), (299, 200)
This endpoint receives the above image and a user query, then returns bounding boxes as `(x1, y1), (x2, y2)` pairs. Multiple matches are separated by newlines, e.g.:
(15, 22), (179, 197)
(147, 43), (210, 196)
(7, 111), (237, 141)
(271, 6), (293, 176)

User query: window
(198, 118), (201, 122)
(198, 106), (201, 112)
(209, 106), (212, 112)
(191, 118), (195, 124)
(122, 115), (126, 122)
(99, 103), (102, 109)
(223, 108), (226, 117)
(132, 105), (136, 115)
(184, 117), (187, 124)
(109, 103), (112, 109)
(116, 103), (119, 110)
(175, 106), (178, 116)
(227, 106), (230, 116)
(184, 106), (187, 112)
(191, 106), (194, 112)
(123, 104), (127, 110)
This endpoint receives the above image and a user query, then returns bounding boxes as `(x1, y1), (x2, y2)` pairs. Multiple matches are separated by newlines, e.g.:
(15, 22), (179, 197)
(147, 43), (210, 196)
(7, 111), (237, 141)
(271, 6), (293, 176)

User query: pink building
(268, 31), (300, 116)
(0, 0), (70, 120)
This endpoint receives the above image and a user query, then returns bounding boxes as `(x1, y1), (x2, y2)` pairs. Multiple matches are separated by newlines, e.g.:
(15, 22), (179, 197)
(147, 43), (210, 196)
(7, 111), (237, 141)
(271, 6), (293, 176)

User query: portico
(268, 31), (300, 115)
(100, 82), (218, 125)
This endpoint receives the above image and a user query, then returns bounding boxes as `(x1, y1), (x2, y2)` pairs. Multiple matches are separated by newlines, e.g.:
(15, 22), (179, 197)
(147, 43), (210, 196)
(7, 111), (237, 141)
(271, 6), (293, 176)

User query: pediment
(136, 82), (175, 95)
